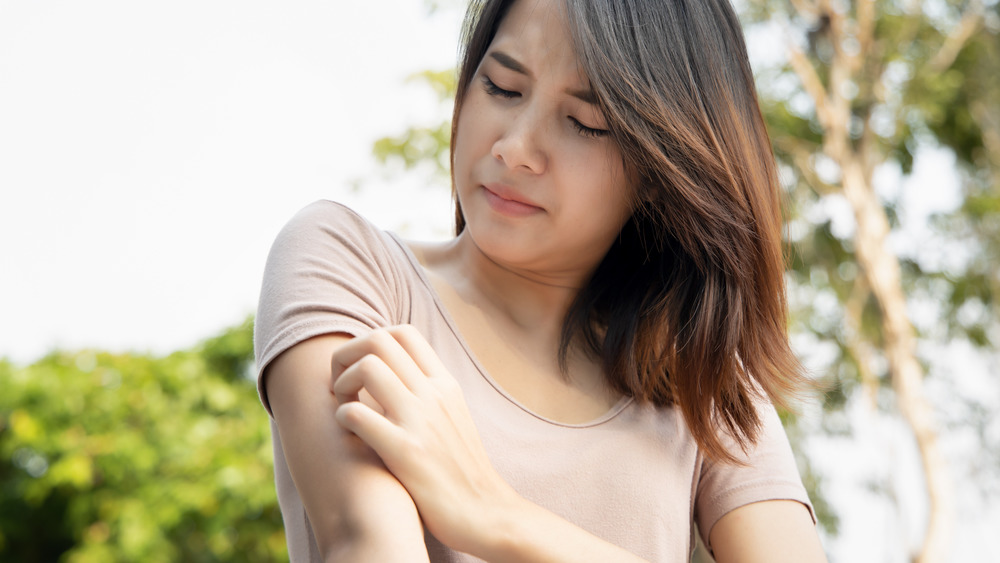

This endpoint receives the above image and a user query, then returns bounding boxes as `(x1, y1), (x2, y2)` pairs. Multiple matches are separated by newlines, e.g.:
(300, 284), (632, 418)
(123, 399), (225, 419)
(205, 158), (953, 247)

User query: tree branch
(926, 0), (985, 73)
(840, 156), (955, 563)
(788, 0), (819, 20)
(787, 43), (833, 131)
(781, 0), (836, 132)
(856, 0), (876, 62)
(971, 100), (1000, 171)
(774, 137), (839, 195)
(842, 274), (879, 410)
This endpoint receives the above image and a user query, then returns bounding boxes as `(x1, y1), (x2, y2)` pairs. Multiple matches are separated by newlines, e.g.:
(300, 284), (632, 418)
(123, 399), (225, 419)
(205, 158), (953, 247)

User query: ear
(625, 165), (655, 207)
(636, 182), (658, 204)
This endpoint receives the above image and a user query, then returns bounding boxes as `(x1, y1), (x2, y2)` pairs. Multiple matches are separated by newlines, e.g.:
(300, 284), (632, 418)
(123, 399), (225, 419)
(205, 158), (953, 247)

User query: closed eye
(481, 76), (519, 99)
(570, 117), (608, 139)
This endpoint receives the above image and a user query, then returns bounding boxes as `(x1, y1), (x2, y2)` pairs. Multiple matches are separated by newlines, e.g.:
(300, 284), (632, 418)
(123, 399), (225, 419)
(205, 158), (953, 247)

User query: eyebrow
(487, 51), (598, 105)
(489, 51), (529, 76)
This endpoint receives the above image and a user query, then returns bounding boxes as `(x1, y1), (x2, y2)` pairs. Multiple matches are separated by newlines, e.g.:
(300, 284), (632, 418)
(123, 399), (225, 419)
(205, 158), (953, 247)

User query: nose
(491, 105), (548, 174)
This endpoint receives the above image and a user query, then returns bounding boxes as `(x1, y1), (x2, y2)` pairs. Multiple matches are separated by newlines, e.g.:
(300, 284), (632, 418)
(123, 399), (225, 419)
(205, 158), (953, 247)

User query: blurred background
(0, 0), (996, 561)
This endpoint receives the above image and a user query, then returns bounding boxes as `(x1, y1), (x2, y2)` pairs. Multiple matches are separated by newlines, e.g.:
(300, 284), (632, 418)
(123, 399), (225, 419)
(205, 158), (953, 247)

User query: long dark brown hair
(451, 0), (807, 463)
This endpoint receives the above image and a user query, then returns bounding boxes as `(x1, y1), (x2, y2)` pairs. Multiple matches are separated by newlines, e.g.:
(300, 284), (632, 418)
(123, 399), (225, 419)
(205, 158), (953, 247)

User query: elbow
(314, 514), (430, 563)
(319, 534), (430, 563)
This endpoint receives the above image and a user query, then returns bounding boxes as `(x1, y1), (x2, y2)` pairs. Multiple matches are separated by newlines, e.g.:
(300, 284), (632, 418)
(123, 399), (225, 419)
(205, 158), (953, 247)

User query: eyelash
(570, 118), (608, 139)
(480, 76), (609, 139)
(481, 76), (519, 99)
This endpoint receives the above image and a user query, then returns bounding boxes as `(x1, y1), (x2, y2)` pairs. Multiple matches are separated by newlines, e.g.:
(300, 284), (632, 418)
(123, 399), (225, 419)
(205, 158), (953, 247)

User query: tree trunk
(783, 0), (957, 558)
(837, 152), (954, 563)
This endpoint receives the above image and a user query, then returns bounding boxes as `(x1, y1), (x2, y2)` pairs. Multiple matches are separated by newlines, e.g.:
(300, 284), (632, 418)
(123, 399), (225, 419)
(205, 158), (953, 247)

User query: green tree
(373, 2), (1000, 561)
(373, 68), (457, 181)
(743, 0), (1000, 561)
(0, 318), (286, 563)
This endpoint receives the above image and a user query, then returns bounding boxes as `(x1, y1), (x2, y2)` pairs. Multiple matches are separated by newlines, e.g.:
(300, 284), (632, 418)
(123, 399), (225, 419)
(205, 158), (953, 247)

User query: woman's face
(452, 0), (635, 286)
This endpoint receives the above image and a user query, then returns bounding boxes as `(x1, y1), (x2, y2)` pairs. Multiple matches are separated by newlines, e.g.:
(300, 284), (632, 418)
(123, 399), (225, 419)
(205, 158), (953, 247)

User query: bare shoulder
(709, 500), (827, 563)
(401, 238), (460, 272)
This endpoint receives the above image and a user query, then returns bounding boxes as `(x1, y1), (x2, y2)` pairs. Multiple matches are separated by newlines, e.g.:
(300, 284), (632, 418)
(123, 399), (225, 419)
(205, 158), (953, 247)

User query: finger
(335, 400), (404, 464)
(358, 389), (386, 416)
(333, 354), (413, 417)
(331, 328), (430, 393)
(387, 325), (452, 382)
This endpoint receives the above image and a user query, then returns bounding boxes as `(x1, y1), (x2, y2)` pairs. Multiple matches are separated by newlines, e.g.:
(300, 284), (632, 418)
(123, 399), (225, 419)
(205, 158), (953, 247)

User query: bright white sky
(0, 0), (458, 362)
(0, 1), (992, 560)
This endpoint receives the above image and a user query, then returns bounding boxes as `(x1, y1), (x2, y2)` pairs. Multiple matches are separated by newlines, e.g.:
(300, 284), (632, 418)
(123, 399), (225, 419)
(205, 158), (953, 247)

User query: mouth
(483, 184), (542, 207)
(481, 184), (544, 217)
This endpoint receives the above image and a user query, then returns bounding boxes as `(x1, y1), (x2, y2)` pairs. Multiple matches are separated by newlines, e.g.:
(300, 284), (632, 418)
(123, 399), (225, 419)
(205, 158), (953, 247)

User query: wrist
(472, 487), (539, 563)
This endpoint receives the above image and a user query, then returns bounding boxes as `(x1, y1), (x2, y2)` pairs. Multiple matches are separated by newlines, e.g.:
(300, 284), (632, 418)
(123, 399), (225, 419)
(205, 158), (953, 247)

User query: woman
(255, 0), (827, 561)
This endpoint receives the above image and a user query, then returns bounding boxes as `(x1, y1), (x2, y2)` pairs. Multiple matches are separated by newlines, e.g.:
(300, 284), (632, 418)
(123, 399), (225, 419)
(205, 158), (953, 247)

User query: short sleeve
(694, 404), (816, 552)
(253, 201), (407, 415)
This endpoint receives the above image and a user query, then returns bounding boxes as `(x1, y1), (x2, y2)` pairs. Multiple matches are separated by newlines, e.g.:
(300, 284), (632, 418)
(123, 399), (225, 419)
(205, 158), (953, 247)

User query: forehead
(496, 0), (566, 35)
(488, 0), (584, 79)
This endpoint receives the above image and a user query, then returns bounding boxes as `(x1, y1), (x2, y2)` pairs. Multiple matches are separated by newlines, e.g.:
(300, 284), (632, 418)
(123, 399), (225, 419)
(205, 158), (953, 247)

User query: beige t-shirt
(254, 200), (815, 562)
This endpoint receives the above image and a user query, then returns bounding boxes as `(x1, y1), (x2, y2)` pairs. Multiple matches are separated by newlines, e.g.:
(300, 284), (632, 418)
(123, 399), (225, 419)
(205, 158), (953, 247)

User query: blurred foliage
(373, 69), (457, 179)
(746, 0), (1000, 450)
(7, 1), (993, 561)
(748, 0), (1000, 372)
(373, 0), (1000, 557)
(747, 0), (1000, 555)
(0, 317), (286, 563)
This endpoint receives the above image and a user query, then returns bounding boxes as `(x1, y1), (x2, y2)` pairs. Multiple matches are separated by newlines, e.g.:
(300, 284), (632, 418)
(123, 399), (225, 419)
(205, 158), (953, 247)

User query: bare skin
(265, 334), (429, 563)
(407, 236), (618, 424)
(265, 0), (829, 560)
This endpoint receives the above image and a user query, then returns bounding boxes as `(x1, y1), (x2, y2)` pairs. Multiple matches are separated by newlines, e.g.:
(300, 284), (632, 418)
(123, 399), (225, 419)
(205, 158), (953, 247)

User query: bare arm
(475, 495), (649, 563)
(331, 326), (648, 563)
(264, 333), (429, 563)
(709, 500), (827, 563)
(328, 326), (823, 562)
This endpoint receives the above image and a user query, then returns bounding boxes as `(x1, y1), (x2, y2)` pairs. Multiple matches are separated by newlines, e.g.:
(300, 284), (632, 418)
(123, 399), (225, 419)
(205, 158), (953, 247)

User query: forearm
(474, 492), (648, 563)
(328, 326), (646, 563)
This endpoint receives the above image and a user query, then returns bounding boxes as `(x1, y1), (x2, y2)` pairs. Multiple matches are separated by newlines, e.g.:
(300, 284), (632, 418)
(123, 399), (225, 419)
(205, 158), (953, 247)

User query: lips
(481, 183), (544, 218)
(482, 183), (543, 208)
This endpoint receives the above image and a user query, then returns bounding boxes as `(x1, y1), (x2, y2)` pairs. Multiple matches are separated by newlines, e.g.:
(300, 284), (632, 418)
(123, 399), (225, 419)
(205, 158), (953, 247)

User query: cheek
(602, 151), (636, 209)
(577, 154), (634, 215)
(452, 101), (489, 182)
(451, 130), (473, 201)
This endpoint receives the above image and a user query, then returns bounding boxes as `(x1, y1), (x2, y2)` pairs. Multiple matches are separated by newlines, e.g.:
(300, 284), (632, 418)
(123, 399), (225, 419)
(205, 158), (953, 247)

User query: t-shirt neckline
(385, 231), (633, 429)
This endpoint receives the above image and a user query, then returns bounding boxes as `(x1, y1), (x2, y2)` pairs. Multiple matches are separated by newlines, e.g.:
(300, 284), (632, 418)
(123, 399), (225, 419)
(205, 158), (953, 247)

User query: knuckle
(389, 324), (422, 346)
(365, 329), (388, 348)
(332, 371), (353, 396)
(397, 324), (421, 339)
(428, 380), (460, 407)
(356, 353), (382, 372)
(330, 346), (347, 368)
(439, 374), (462, 395)
(337, 402), (364, 426)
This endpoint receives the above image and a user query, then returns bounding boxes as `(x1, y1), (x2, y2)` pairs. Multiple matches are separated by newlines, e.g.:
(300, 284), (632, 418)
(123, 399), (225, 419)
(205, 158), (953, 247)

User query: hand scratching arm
(265, 333), (430, 562)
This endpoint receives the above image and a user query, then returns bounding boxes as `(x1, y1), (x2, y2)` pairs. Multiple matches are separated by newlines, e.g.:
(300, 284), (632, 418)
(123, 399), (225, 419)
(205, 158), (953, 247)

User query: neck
(438, 231), (586, 337)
